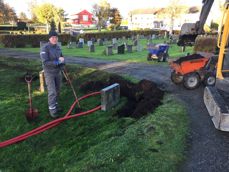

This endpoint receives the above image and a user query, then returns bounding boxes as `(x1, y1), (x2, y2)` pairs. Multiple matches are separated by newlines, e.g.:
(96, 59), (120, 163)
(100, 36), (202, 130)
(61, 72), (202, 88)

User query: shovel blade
(26, 108), (39, 122)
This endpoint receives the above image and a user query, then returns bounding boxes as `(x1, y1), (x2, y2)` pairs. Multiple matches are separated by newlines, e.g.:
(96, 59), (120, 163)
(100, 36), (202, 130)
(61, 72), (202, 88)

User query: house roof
(72, 9), (93, 16)
(129, 8), (160, 15)
(188, 6), (200, 13)
(129, 6), (200, 16)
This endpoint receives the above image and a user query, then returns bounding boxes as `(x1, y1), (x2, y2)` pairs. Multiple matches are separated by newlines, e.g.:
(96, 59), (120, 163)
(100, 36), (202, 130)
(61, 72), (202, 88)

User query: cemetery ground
(1, 38), (193, 63)
(1, 37), (229, 171)
(0, 57), (188, 171)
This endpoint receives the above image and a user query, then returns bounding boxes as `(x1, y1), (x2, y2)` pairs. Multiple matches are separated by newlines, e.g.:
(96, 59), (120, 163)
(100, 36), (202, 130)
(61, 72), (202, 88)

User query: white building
(127, 7), (200, 31)
(128, 9), (162, 30)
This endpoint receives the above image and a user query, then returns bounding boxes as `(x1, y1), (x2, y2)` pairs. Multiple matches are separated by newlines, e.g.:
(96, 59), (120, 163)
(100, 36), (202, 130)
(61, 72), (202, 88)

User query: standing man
(40, 30), (64, 118)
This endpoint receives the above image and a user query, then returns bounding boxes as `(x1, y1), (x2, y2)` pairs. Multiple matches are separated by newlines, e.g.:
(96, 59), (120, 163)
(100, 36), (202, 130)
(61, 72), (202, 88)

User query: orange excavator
(172, 0), (229, 131)
(170, 0), (217, 89)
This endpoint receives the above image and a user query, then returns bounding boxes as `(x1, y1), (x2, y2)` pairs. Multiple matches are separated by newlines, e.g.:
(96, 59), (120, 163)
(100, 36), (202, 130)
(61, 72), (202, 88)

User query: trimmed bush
(0, 30), (180, 48)
(79, 30), (163, 41)
(0, 34), (71, 48)
(0, 26), (34, 31)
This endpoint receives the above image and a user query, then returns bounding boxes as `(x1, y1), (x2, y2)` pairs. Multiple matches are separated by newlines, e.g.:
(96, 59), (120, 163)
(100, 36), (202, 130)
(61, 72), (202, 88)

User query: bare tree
(92, 0), (111, 31)
(0, 0), (17, 24)
(0, 0), (4, 23)
(157, 0), (187, 34)
(27, 0), (38, 22)
(19, 12), (28, 21)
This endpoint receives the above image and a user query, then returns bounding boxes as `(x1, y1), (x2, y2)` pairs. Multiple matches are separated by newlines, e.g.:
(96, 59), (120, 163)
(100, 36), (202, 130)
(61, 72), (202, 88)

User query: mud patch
(80, 75), (164, 118)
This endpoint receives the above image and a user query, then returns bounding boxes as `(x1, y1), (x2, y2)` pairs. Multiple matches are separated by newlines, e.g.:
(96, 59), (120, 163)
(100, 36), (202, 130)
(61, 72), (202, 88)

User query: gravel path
(1, 48), (229, 172)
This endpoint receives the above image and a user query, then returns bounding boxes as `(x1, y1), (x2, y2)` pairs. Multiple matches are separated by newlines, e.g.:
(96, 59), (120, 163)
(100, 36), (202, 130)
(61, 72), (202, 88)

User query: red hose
(0, 91), (101, 148)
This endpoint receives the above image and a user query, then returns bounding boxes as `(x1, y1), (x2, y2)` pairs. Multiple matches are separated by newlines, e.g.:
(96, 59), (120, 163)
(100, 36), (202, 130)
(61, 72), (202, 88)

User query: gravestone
(103, 38), (109, 45)
(117, 44), (125, 54)
(147, 38), (153, 44)
(101, 83), (120, 111)
(57, 42), (62, 47)
(112, 38), (117, 44)
(40, 41), (47, 49)
(136, 34), (140, 40)
(133, 39), (138, 46)
(164, 31), (168, 39)
(106, 45), (113, 56)
(98, 39), (104, 46)
(89, 44), (95, 52)
(78, 42), (83, 48)
(87, 40), (93, 47)
(67, 42), (76, 49)
(131, 35), (136, 40)
(79, 38), (84, 45)
(91, 38), (96, 44)
(137, 43), (143, 52)
(127, 44), (133, 53)
(152, 34), (156, 39)
(113, 43), (118, 50)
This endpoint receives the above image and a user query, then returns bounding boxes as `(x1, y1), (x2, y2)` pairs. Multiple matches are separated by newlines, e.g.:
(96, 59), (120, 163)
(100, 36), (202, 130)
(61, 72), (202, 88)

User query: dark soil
(80, 75), (164, 118)
(173, 53), (204, 64)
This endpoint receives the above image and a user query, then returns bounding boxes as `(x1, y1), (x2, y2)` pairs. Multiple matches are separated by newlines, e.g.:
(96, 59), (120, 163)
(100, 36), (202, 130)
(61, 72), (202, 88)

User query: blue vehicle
(147, 43), (169, 62)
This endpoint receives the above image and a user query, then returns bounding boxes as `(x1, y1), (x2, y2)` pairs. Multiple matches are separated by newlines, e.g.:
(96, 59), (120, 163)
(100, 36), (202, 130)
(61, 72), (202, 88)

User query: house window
(83, 15), (88, 21)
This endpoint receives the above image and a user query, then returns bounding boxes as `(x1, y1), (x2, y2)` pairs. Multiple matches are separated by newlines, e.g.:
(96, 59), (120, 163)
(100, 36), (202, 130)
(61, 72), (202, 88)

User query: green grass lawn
(11, 38), (193, 63)
(0, 56), (188, 172)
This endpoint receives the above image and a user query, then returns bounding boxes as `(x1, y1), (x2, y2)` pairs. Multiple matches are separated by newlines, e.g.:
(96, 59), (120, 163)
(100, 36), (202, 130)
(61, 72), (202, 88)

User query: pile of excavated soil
(194, 35), (217, 53)
(80, 75), (164, 118)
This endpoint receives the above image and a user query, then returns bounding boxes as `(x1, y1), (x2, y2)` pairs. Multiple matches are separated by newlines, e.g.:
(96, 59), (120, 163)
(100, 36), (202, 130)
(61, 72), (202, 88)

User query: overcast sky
(4, 0), (204, 18)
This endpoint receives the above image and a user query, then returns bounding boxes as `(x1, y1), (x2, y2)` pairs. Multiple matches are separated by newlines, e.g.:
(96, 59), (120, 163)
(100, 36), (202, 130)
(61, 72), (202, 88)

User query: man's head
(49, 31), (58, 45)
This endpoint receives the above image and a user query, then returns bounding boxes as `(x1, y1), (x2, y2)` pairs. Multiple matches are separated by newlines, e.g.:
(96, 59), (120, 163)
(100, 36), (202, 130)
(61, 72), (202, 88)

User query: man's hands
(54, 57), (65, 68)
(59, 57), (65, 63)
(58, 57), (65, 69)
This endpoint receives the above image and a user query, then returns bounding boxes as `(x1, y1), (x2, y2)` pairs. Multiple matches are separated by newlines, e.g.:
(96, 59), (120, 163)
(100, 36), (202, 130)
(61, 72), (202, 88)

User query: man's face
(49, 36), (58, 45)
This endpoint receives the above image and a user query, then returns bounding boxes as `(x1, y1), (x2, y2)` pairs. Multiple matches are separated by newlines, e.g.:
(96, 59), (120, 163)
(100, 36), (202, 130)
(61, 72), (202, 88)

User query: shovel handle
(25, 74), (33, 108)
(61, 67), (81, 108)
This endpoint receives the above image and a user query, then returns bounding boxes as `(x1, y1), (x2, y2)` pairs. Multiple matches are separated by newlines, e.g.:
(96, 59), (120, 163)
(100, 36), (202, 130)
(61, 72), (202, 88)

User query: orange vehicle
(170, 53), (217, 89)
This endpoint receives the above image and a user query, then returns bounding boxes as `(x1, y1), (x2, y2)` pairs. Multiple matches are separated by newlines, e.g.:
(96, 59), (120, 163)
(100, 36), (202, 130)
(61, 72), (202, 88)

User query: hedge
(0, 26), (35, 31)
(0, 30), (173, 48)
(0, 34), (71, 48)
(79, 29), (166, 40)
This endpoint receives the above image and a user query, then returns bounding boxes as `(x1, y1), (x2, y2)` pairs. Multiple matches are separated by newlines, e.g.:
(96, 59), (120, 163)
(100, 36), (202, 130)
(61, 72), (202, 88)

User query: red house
(70, 10), (94, 26)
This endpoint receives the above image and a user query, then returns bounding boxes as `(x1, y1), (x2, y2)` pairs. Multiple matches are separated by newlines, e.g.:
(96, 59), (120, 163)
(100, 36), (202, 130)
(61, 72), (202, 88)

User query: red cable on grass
(0, 91), (101, 148)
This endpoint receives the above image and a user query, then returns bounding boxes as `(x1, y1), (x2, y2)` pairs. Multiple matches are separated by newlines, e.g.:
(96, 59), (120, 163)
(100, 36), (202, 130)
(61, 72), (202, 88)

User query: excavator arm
(204, 1), (229, 131)
(177, 0), (214, 46)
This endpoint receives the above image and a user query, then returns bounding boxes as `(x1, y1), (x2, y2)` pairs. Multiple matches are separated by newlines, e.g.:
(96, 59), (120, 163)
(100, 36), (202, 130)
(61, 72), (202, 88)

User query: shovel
(60, 67), (82, 113)
(25, 74), (39, 121)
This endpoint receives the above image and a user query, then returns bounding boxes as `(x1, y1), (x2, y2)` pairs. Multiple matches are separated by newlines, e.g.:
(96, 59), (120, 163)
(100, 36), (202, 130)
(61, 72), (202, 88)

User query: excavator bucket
(177, 23), (198, 46)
